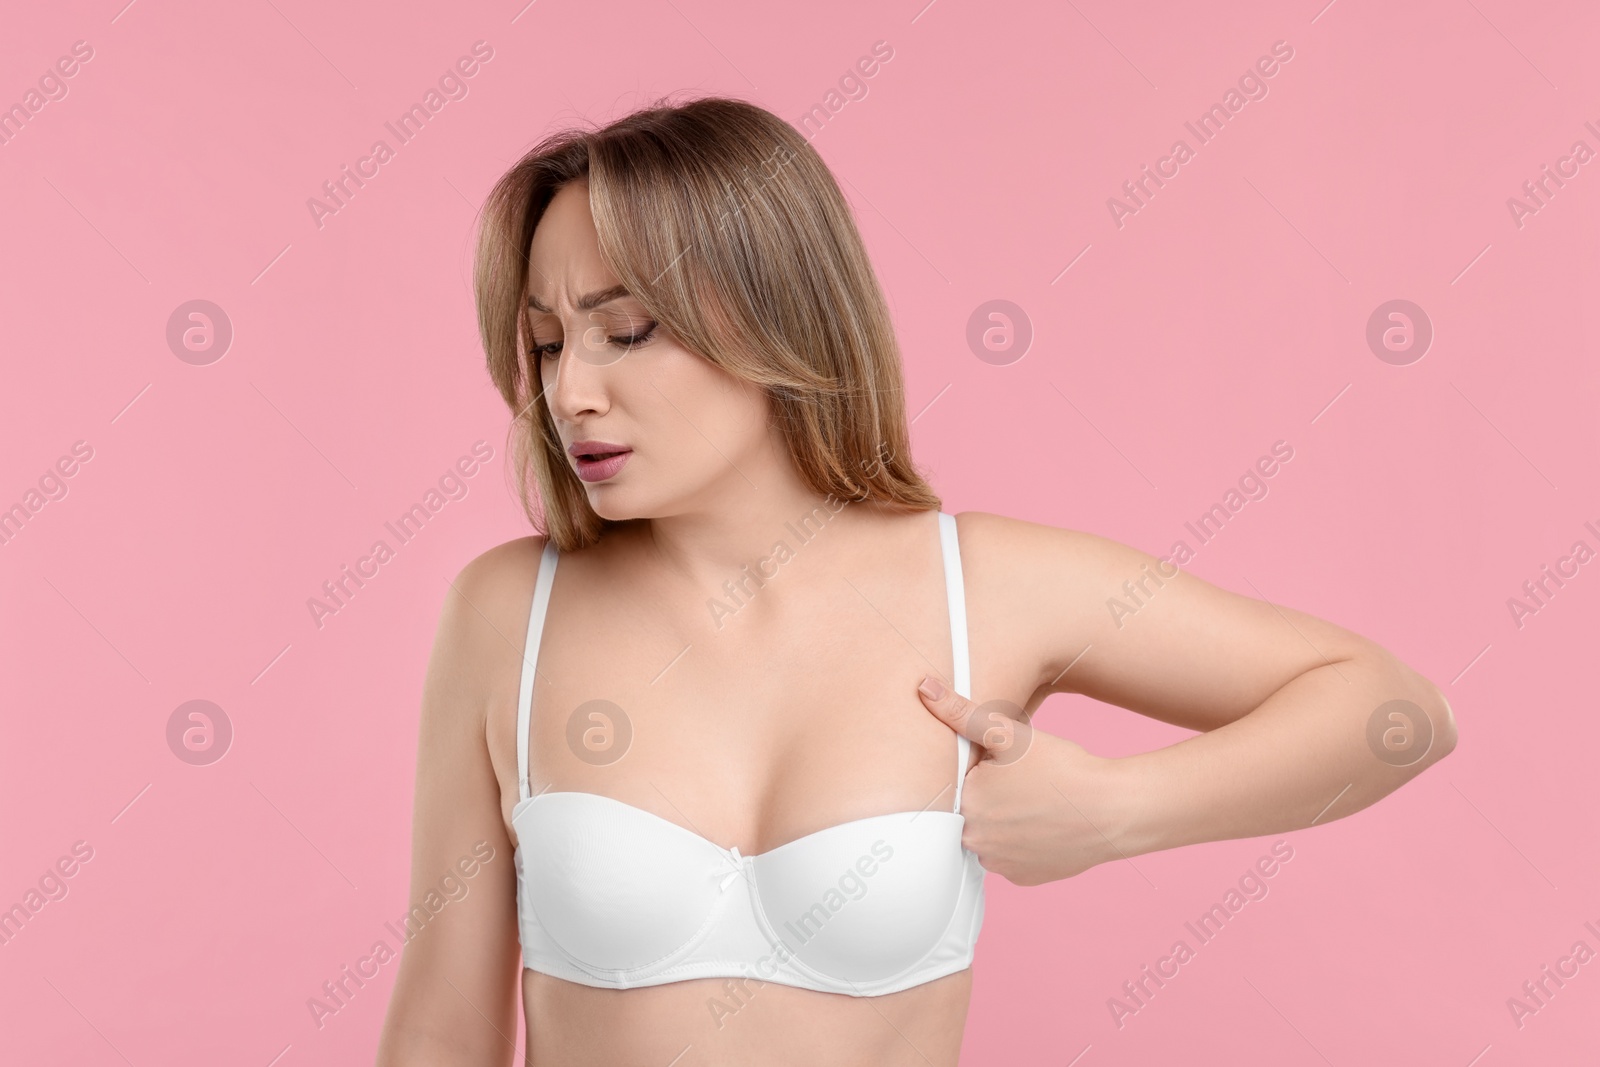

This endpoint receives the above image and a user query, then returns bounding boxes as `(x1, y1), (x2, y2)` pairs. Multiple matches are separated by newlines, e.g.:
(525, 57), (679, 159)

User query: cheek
(683, 377), (771, 458)
(650, 350), (771, 447)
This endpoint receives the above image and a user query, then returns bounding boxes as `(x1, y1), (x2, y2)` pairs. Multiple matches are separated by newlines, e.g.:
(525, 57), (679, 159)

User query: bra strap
(517, 538), (561, 803)
(937, 512), (972, 814)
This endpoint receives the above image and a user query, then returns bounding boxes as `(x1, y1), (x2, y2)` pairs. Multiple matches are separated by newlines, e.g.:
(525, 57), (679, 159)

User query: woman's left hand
(916, 675), (1137, 887)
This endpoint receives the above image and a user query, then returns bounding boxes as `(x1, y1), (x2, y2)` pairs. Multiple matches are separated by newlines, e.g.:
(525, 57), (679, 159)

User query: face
(526, 181), (775, 521)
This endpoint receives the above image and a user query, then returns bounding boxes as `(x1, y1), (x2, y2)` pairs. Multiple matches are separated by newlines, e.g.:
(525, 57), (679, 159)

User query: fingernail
(918, 676), (946, 700)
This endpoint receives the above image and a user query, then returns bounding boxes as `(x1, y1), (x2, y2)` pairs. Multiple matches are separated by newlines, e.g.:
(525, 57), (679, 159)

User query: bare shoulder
(424, 534), (551, 720)
(449, 533), (550, 614)
(948, 510), (1178, 693)
(950, 509), (1146, 591)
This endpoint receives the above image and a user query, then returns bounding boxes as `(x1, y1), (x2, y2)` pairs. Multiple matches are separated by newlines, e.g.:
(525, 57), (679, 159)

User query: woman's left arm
(916, 511), (1458, 886)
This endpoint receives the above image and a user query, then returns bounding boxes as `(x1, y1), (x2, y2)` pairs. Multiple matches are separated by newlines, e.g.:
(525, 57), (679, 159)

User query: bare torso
(478, 506), (1043, 1065)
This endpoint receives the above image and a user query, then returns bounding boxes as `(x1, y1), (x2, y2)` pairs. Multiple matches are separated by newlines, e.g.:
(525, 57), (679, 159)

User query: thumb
(917, 675), (1034, 764)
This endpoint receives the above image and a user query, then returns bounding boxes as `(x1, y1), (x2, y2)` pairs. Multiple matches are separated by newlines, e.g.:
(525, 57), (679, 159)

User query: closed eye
(532, 322), (658, 361)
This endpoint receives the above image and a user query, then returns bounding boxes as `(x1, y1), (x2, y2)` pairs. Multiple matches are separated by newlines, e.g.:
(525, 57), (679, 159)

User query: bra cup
(517, 793), (730, 972)
(749, 812), (967, 985)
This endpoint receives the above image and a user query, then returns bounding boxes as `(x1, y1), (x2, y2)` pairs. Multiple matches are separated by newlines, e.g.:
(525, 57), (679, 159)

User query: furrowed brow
(526, 284), (632, 313)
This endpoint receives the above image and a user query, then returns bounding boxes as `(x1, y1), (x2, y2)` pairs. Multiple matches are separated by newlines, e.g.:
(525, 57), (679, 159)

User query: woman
(375, 96), (1456, 1066)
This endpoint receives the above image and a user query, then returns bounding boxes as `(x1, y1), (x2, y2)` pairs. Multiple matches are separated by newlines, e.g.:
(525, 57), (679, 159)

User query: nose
(544, 324), (614, 424)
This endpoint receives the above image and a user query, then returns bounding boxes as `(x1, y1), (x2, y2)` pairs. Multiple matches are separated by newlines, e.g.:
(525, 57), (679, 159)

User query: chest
(492, 558), (977, 855)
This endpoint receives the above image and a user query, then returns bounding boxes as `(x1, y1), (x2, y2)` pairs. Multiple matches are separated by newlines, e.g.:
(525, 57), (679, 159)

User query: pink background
(2, 0), (1597, 1063)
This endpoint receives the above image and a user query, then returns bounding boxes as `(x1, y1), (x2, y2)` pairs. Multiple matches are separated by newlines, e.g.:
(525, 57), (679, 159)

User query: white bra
(511, 511), (986, 996)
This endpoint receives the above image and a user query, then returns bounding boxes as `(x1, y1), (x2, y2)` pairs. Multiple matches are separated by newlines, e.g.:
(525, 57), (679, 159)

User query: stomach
(522, 966), (973, 1066)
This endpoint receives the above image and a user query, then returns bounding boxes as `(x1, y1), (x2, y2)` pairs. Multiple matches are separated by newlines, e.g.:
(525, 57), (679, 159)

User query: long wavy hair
(473, 94), (940, 551)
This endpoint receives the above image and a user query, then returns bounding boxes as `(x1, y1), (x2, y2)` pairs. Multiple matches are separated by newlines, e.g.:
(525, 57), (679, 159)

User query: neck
(632, 436), (880, 593)
(642, 487), (873, 596)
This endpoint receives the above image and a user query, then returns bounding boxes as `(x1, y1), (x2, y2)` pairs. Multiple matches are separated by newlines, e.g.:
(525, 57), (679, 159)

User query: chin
(585, 496), (633, 522)
(584, 487), (651, 522)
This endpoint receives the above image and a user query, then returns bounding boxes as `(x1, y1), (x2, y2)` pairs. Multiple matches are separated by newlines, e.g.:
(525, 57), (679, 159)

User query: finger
(916, 675), (983, 742)
(917, 676), (1035, 763)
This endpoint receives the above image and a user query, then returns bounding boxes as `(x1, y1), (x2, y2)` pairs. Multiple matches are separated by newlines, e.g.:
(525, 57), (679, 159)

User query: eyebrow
(526, 284), (632, 314)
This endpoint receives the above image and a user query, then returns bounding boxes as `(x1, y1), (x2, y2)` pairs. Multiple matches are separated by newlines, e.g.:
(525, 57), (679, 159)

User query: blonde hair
(473, 94), (940, 551)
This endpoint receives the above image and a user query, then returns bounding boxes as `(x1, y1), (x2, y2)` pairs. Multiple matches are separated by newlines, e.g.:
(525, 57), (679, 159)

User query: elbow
(1397, 683), (1456, 775)
(1430, 686), (1458, 761)
(1370, 648), (1457, 773)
